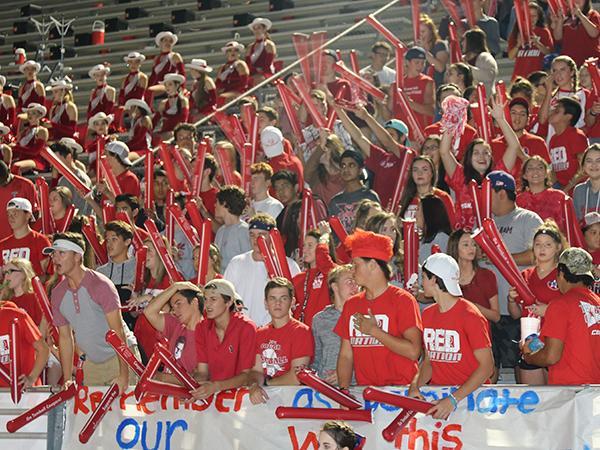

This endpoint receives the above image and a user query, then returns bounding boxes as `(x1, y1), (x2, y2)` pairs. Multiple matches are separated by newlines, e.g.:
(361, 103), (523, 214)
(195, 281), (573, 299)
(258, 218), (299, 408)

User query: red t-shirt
(424, 123), (478, 162)
(403, 188), (456, 227)
(365, 144), (410, 208)
(268, 152), (305, 190)
(445, 164), (477, 230)
(195, 312), (257, 381)
(255, 318), (314, 379)
(422, 297), (491, 385)
(540, 287), (600, 384)
(161, 314), (201, 374)
(402, 74), (434, 132)
(516, 189), (568, 233)
(0, 176), (39, 241)
(0, 230), (50, 276)
(116, 170), (141, 198)
(509, 26), (554, 80)
(12, 292), (43, 327)
(491, 132), (550, 189)
(0, 301), (42, 387)
(559, 11), (600, 66)
(549, 126), (589, 187)
(520, 267), (560, 307)
(334, 285), (422, 386)
(460, 268), (497, 310)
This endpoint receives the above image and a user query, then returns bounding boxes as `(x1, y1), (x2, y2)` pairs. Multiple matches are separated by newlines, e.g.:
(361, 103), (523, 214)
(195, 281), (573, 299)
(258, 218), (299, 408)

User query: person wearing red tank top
(186, 59), (217, 122)
(155, 73), (189, 139)
(124, 99), (153, 155)
(402, 47), (435, 130)
(508, 222), (564, 384)
(246, 17), (277, 84)
(118, 52), (148, 107)
(148, 31), (185, 88)
(409, 253), (493, 420)
(86, 64), (116, 121)
(17, 60), (45, 113)
(48, 79), (78, 141)
(216, 41), (250, 102)
(12, 103), (49, 174)
(0, 76), (16, 132)
(523, 248), (600, 385)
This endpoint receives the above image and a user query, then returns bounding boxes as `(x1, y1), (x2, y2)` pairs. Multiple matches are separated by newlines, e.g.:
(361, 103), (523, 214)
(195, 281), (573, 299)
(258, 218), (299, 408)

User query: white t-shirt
(360, 65), (396, 86)
(252, 196), (284, 220)
(224, 251), (300, 326)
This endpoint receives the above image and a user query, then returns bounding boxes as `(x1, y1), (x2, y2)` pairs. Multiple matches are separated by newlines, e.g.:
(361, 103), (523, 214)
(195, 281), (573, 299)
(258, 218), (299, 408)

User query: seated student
(144, 281), (204, 381)
(191, 279), (257, 400)
(0, 198), (50, 277)
(100, 141), (141, 200)
(0, 297), (49, 388)
(409, 253), (494, 419)
(522, 248), (600, 384)
(49, 186), (74, 233)
(247, 277), (314, 404)
(214, 185), (251, 270)
(52, 140), (93, 216)
(335, 229), (422, 387)
(312, 264), (357, 383)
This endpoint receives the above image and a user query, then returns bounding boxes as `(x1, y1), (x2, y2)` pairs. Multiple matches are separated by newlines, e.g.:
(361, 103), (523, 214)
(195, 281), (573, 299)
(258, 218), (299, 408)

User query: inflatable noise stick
(276, 407), (373, 422)
(296, 369), (362, 410)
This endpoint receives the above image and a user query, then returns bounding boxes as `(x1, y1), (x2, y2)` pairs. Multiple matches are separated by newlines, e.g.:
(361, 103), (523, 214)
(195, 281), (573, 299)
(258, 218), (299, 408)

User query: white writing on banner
(60, 386), (597, 450)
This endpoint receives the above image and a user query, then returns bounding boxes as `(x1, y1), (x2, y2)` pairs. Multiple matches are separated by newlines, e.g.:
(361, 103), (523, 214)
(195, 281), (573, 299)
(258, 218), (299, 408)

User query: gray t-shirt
(328, 187), (380, 232)
(573, 180), (600, 221)
(97, 258), (136, 287)
(57, 167), (93, 216)
(215, 221), (251, 270)
(484, 207), (543, 315)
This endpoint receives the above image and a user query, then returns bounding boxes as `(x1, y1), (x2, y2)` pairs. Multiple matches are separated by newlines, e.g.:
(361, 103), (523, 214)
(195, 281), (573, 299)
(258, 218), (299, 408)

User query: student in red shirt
(248, 277), (314, 404)
(401, 47), (435, 131)
(0, 299), (48, 388)
(548, 97), (589, 191)
(191, 279), (257, 401)
(409, 253), (493, 419)
(491, 98), (550, 189)
(101, 141), (141, 199)
(0, 160), (38, 241)
(523, 248), (600, 384)
(143, 281), (204, 380)
(517, 156), (569, 232)
(335, 229), (422, 387)
(0, 198), (50, 277)
(508, 2), (553, 80)
(292, 231), (336, 327)
(261, 126), (304, 189)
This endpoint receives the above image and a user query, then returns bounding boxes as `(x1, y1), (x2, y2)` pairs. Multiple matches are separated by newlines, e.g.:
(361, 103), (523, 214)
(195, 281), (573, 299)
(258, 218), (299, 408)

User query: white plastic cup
(520, 316), (541, 343)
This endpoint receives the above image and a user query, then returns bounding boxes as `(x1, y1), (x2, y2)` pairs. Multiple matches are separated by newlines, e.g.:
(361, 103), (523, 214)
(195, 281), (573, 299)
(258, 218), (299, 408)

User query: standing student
(248, 162), (283, 220)
(214, 185), (251, 270)
(522, 248), (600, 384)
(335, 229), (422, 387)
(573, 144), (600, 219)
(409, 253), (493, 419)
(549, 0), (600, 65)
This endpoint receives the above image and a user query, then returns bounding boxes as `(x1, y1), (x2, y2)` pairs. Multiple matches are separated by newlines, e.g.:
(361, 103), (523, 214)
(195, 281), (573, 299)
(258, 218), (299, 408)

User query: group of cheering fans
(0, 0), (599, 438)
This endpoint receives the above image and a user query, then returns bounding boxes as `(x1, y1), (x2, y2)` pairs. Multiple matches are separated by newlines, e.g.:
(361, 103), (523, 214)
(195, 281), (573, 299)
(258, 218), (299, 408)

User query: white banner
(55, 385), (598, 449)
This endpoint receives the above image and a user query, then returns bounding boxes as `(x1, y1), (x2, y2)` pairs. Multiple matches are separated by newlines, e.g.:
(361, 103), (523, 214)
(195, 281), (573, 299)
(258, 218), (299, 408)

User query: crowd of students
(0, 0), (599, 434)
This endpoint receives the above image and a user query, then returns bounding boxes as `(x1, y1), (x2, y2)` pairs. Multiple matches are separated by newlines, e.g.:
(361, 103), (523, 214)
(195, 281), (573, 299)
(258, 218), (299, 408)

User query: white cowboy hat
(248, 17), (272, 31)
(185, 58), (212, 73)
(49, 78), (73, 90)
(87, 111), (113, 128)
(125, 98), (152, 115)
(15, 48), (26, 55)
(0, 122), (10, 135)
(160, 73), (185, 85)
(124, 51), (146, 63)
(221, 41), (244, 53)
(59, 137), (84, 154)
(155, 31), (178, 47)
(88, 64), (111, 78)
(19, 60), (41, 73)
(24, 102), (47, 116)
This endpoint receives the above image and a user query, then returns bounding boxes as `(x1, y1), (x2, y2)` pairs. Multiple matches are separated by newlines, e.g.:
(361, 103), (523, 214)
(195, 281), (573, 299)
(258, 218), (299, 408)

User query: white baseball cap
(106, 140), (132, 166)
(422, 253), (462, 296)
(7, 197), (33, 214)
(43, 239), (85, 255)
(261, 126), (284, 158)
(583, 212), (600, 228)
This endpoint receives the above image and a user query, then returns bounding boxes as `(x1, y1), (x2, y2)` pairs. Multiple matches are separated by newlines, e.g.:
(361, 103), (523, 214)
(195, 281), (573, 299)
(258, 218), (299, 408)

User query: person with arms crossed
(409, 253), (494, 419)
(334, 229), (422, 387)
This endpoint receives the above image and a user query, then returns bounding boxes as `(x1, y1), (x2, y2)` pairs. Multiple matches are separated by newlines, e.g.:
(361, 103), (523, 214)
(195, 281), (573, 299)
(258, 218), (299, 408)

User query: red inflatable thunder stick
(275, 80), (304, 143)
(36, 178), (52, 235)
(561, 196), (586, 249)
(292, 75), (327, 128)
(144, 219), (184, 282)
(144, 149), (154, 211)
(276, 407), (373, 422)
(362, 387), (434, 442)
(366, 15), (403, 48)
(95, 136), (105, 184)
(334, 62), (386, 102)
(514, 0), (532, 45)
(296, 368), (362, 409)
(472, 219), (536, 305)
(31, 276), (59, 342)
(474, 83), (493, 143)
(448, 21), (463, 64)
(292, 33), (312, 88)
(389, 150), (415, 214)
(311, 31), (328, 86)
(257, 235), (280, 279)
(411, 0), (420, 43)
(269, 228), (293, 280)
(82, 221), (108, 265)
(192, 139), (208, 197)
(299, 189), (317, 256)
(168, 204), (200, 246)
(9, 319), (23, 404)
(469, 177), (491, 228)
(196, 220), (211, 286)
(78, 382), (120, 443)
(396, 88), (425, 144)
(99, 155), (122, 196)
(403, 219), (419, 289)
(133, 246), (147, 294)
(584, 58), (600, 97)
(41, 147), (92, 197)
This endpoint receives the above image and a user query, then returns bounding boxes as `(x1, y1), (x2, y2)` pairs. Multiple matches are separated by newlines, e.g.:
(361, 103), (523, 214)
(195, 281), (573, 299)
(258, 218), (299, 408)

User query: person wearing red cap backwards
(334, 229), (422, 387)
(0, 198), (50, 278)
(522, 247), (600, 384)
(409, 253), (493, 420)
(247, 277), (314, 404)
(190, 279), (257, 400)
(491, 98), (550, 190)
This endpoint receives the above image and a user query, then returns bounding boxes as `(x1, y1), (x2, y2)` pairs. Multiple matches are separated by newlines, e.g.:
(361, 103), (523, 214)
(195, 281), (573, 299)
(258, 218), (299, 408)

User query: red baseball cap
(345, 229), (393, 262)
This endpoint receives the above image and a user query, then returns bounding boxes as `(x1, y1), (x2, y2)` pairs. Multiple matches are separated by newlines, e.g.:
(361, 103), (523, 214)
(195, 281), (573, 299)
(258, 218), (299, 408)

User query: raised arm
(490, 98), (525, 171)
(439, 129), (459, 177)
(330, 102), (373, 157)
